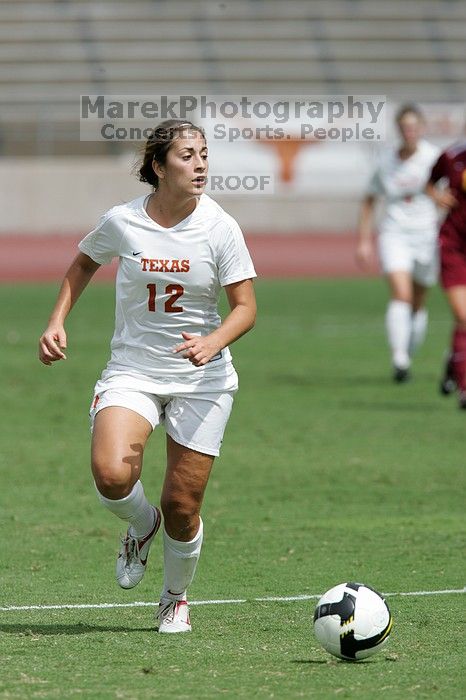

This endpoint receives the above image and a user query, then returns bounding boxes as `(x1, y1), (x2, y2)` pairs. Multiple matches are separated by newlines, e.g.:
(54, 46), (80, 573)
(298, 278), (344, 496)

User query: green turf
(0, 279), (464, 699)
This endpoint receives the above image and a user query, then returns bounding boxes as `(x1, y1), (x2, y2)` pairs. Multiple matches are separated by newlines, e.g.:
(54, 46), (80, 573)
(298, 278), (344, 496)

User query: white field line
(0, 587), (464, 612)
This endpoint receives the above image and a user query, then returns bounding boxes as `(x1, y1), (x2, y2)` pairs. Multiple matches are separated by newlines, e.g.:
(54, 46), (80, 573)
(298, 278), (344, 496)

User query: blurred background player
(356, 105), (440, 382)
(38, 120), (257, 632)
(426, 140), (466, 408)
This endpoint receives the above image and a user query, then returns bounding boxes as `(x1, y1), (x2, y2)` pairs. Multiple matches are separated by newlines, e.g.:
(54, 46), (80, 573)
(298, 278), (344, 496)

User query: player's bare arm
(39, 252), (100, 365)
(174, 278), (256, 366)
(425, 181), (458, 210)
(356, 194), (376, 268)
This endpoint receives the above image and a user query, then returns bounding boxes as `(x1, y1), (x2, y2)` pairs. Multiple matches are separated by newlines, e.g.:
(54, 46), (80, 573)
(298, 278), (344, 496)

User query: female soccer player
(356, 105), (440, 382)
(426, 141), (466, 408)
(38, 120), (257, 632)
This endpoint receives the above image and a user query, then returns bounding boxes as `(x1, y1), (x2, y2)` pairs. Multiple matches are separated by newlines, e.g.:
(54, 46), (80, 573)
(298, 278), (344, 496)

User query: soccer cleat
(439, 355), (456, 396)
(393, 366), (410, 383)
(116, 506), (161, 589)
(157, 596), (191, 633)
(458, 392), (466, 410)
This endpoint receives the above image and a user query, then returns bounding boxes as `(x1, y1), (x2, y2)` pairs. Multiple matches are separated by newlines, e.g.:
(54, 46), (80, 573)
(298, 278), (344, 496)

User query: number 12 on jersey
(147, 283), (184, 313)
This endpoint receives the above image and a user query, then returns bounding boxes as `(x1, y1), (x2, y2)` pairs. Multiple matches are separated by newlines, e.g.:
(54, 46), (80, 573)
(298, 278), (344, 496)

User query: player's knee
(92, 460), (134, 499)
(161, 493), (199, 538)
(453, 306), (466, 328)
(161, 493), (198, 520)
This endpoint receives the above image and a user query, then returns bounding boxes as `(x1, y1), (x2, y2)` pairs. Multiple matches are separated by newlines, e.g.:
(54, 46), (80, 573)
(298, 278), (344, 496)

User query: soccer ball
(313, 582), (393, 661)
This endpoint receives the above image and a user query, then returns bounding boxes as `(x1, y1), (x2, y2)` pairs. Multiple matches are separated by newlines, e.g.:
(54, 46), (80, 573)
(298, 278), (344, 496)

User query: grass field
(0, 278), (464, 699)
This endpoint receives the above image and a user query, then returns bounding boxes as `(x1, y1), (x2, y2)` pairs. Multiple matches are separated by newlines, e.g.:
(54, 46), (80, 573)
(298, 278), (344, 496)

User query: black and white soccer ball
(313, 582), (393, 661)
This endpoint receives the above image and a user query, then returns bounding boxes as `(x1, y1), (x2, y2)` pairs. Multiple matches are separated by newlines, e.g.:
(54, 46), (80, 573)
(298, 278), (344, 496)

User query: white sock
(96, 480), (155, 538)
(409, 309), (428, 357)
(161, 518), (204, 601)
(385, 300), (412, 369)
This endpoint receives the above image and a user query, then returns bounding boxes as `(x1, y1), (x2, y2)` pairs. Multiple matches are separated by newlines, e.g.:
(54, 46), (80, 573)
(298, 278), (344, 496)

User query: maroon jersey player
(427, 141), (466, 408)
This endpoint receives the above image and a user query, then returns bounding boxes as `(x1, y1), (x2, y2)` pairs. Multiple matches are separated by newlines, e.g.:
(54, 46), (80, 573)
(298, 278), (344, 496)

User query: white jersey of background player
(369, 138), (439, 240)
(357, 105), (440, 382)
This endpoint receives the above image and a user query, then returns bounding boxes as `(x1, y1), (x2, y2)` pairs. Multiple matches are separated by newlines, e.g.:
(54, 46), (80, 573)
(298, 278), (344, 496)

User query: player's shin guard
(451, 327), (466, 392)
(409, 309), (428, 357)
(385, 300), (412, 368)
(161, 518), (204, 601)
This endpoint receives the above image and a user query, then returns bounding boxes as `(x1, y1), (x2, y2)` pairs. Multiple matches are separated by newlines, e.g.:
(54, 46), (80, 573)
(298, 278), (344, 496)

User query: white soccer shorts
(89, 387), (234, 457)
(378, 228), (438, 287)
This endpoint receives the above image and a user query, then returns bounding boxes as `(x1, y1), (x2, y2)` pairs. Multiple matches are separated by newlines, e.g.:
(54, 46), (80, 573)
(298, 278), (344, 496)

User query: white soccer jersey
(368, 139), (440, 232)
(78, 194), (256, 390)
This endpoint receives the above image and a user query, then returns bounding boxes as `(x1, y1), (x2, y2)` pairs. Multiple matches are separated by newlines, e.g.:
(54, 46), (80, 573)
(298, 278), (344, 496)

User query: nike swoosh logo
(132, 251), (143, 256)
(139, 508), (161, 565)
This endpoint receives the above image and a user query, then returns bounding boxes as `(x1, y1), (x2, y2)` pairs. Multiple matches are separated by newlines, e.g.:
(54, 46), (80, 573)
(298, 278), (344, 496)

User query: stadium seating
(0, 0), (465, 154)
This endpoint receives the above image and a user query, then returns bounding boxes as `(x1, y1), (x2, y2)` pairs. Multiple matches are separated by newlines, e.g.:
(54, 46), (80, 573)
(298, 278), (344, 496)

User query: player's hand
(433, 188), (458, 209)
(355, 240), (374, 269)
(39, 324), (67, 365)
(173, 331), (221, 367)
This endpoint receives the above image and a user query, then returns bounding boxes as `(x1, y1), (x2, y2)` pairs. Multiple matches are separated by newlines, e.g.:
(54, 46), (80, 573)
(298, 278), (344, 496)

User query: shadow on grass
(292, 658), (376, 666)
(0, 623), (155, 636)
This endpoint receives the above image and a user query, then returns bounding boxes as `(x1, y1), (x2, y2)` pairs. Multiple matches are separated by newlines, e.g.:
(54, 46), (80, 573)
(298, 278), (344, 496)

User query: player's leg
(156, 437), (213, 632)
(378, 231), (415, 380)
(439, 241), (466, 404)
(409, 246), (438, 359)
(91, 393), (161, 588)
(161, 435), (213, 542)
(439, 350), (456, 396)
(92, 406), (152, 498)
(409, 281), (429, 357)
(157, 391), (234, 632)
(385, 270), (413, 380)
(444, 285), (466, 407)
